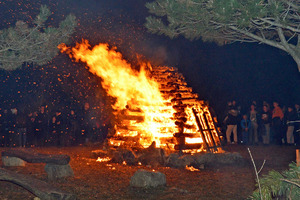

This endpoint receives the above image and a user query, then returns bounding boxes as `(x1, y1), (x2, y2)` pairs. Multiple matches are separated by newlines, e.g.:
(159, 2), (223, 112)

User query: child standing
(241, 114), (251, 144)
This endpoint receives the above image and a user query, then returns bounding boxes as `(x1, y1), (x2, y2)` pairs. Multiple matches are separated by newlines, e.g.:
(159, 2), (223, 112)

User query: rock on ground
(44, 164), (74, 180)
(193, 152), (246, 168)
(166, 154), (195, 168)
(130, 169), (166, 188)
(2, 156), (26, 167)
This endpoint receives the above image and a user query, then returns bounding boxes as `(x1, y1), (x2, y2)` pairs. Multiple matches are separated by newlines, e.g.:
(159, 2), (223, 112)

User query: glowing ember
(96, 157), (111, 162)
(185, 166), (200, 171)
(59, 40), (221, 152)
(106, 164), (116, 170)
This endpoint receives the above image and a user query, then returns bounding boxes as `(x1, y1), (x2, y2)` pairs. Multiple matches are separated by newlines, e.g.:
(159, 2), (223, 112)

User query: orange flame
(59, 40), (221, 152)
(96, 157), (111, 162)
(59, 40), (177, 148)
(185, 165), (200, 171)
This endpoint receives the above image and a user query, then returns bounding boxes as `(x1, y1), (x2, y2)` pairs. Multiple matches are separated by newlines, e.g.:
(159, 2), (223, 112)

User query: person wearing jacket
(285, 105), (297, 144)
(249, 104), (259, 145)
(272, 101), (284, 144)
(261, 105), (272, 144)
(225, 104), (239, 144)
(241, 114), (251, 144)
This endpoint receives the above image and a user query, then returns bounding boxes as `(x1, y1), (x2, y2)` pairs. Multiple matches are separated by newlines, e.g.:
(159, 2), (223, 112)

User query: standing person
(35, 106), (47, 146)
(82, 102), (92, 144)
(55, 110), (63, 146)
(225, 103), (239, 144)
(272, 101), (284, 144)
(66, 109), (78, 146)
(49, 114), (57, 146)
(241, 114), (251, 144)
(16, 110), (27, 147)
(285, 105), (297, 145)
(2, 109), (10, 147)
(261, 105), (272, 144)
(50, 111), (63, 146)
(249, 104), (259, 145)
(295, 103), (300, 119)
(263, 101), (270, 111)
(9, 108), (18, 147)
(26, 112), (35, 147)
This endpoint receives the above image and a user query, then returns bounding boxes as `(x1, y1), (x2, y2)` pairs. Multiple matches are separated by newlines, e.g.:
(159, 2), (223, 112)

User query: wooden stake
(296, 149), (300, 167)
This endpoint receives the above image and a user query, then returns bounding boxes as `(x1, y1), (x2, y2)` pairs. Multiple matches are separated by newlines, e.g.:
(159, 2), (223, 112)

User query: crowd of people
(1, 98), (299, 148)
(0, 103), (110, 147)
(223, 100), (300, 146)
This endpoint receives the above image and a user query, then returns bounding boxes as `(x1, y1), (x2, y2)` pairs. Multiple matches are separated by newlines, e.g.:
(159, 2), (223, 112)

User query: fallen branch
(280, 179), (300, 188)
(248, 148), (266, 200)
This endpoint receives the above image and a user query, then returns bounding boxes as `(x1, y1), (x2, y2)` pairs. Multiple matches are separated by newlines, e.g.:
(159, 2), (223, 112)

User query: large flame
(59, 40), (177, 148)
(59, 40), (221, 152)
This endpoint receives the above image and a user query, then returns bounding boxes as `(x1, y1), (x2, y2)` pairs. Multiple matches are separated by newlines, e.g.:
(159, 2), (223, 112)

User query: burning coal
(59, 40), (221, 153)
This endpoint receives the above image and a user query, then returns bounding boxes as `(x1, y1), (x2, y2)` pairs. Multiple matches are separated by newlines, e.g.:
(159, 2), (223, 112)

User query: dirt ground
(0, 144), (298, 200)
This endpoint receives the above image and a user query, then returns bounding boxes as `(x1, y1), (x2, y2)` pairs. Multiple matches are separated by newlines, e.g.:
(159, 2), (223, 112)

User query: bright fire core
(59, 40), (220, 151)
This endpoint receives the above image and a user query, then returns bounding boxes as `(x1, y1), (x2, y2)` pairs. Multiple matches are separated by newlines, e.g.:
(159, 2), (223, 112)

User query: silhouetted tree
(145, 0), (300, 71)
(0, 5), (76, 70)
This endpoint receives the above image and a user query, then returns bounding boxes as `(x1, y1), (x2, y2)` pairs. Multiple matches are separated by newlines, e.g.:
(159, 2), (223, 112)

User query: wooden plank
(192, 108), (210, 152)
(173, 133), (201, 138)
(175, 143), (203, 150)
(0, 168), (76, 200)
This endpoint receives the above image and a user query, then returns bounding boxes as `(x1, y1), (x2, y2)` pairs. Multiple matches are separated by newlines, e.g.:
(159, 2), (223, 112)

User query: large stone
(179, 155), (195, 166)
(2, 156), (26, 167)
(44, 164), (74, 180)
(193, 152), (246, 168)
(166, 153), (184, 168)
(166, 154), (195, 168)
(130, 169), (166, 188)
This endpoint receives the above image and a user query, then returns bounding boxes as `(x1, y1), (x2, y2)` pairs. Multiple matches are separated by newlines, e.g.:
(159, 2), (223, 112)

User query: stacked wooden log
(151, 66), (203, 151)
(108, 66), (221, 152)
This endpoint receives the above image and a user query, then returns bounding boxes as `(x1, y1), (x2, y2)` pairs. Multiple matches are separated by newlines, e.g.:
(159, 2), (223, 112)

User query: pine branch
(0, 5), (76, 70)
(281, 179), (300, 188)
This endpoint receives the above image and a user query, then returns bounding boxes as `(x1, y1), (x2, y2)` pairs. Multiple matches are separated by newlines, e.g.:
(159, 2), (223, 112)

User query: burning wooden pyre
(108, 66), (222, 153)
(59, 40), (222, 154)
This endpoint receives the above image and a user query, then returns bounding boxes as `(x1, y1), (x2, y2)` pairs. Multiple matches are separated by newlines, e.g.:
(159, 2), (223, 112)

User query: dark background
(0, 0), (299, 119)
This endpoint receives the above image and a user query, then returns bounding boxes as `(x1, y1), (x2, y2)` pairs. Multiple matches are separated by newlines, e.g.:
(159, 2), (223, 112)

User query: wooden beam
(192, 108), (210, 152)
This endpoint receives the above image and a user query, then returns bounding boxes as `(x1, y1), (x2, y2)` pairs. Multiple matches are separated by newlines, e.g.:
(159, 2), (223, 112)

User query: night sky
(0, 0), (299, 119)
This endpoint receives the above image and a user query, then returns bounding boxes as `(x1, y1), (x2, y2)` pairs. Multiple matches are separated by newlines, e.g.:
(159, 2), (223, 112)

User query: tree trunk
(292, 54), (300, 72)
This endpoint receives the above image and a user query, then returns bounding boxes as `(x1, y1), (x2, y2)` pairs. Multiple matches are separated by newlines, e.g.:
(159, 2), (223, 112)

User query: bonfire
(59, 40), (222, 156)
